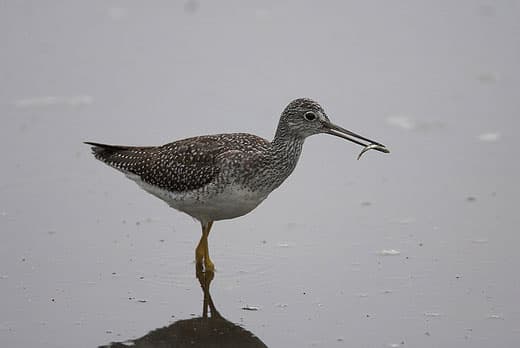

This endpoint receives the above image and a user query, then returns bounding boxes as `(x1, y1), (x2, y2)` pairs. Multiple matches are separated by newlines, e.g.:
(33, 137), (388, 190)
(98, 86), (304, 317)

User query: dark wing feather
(85, 139), (221, 192)
(85, 134), (269, 192)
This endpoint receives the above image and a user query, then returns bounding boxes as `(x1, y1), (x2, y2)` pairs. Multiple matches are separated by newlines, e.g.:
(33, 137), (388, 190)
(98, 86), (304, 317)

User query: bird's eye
(304, 112), (316, 121)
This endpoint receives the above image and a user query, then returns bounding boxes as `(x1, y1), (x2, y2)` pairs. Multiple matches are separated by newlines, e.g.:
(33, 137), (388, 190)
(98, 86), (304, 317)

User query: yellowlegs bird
(86, 98), (389, 271)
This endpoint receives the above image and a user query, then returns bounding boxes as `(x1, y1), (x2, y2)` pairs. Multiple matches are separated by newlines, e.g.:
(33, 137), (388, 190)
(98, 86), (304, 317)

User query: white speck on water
(478, 132), (501, 142)
(386, 116), (416, 130)
(379, 249), (401, 256)
(471, 239), (489, 244)
(277, 242), (290, 248)
(242, 305), (260, 311)
(13, 95), (93, 108)
(398, 217), (416, 224)
(358, 293), (369, 298)
(386, 116), (444, 132)
(389, 343), (400, 348)
(488, 314), (504, 320)
(424, 312), (441, 317)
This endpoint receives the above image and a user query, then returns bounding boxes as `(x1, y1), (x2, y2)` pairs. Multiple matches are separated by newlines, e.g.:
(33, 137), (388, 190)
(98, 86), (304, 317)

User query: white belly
(128, 175), (268, 223)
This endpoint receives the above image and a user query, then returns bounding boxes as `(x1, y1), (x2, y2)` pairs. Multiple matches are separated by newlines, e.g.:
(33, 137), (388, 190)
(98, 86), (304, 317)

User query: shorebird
(86, 98), (389, 271)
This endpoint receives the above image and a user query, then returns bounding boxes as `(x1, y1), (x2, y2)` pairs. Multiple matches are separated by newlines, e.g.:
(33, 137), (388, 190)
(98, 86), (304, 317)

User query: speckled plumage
(86, 98), (328, 222)
(86, 98), (389, 270)
(86, 134), (270, 193)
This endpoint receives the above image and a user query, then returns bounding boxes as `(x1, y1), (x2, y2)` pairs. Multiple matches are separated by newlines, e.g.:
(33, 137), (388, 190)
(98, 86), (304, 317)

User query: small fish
(357, 144), (390, 160)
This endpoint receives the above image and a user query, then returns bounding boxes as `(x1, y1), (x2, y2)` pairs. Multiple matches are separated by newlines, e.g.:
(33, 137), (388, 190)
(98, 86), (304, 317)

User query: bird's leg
(203, 221), (214, 272)
(195, 224), (206, 267)
(195, 221), (215, 272)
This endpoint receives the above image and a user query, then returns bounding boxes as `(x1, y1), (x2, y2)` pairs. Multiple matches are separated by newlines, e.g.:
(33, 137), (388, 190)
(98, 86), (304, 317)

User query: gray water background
(1, 1), (519, 347)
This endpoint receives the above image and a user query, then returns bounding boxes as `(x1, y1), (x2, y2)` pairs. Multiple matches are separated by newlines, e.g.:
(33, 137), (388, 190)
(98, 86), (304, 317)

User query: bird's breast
(176, 184), (270, 222)
(133, 176), (269, 222)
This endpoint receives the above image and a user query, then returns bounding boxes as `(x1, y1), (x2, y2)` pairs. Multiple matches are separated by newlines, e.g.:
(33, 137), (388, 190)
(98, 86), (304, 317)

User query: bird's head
(279, 98), (390, 156)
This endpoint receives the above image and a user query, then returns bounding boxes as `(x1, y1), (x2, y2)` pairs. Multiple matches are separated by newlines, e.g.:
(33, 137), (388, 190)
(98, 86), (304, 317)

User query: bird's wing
(85, 138), (222, 192)
(86, 134), (270, 192)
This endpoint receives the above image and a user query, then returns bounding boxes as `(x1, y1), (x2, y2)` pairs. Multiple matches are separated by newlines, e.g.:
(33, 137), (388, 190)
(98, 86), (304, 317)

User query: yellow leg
(195, 221), (215, 272)
(195, 237), (205, 267)
(203, 221), (214, 271)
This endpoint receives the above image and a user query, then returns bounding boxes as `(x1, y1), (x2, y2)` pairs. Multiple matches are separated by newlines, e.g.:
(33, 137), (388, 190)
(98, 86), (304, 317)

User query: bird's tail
(84, 141), (157, 174)
(84, 142), (133, 162)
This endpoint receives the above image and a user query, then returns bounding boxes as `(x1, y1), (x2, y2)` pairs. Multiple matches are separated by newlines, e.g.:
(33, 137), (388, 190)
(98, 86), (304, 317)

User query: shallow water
(1, 1), (520, 347)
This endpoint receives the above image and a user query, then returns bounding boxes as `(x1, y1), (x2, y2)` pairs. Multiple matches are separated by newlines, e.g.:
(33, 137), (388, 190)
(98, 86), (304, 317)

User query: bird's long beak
(323, 120), (390, 154)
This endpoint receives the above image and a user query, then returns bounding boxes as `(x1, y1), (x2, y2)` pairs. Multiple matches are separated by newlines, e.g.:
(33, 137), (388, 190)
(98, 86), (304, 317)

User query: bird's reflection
(102, 265), (267, 348)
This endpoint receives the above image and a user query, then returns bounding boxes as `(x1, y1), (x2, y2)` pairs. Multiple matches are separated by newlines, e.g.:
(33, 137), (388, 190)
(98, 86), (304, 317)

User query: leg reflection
(101, 267), (268, 347)
(195, 265), (221, 319)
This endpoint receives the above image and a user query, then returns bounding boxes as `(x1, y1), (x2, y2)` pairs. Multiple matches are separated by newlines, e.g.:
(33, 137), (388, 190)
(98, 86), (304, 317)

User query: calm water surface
(1, 1), (519, 347)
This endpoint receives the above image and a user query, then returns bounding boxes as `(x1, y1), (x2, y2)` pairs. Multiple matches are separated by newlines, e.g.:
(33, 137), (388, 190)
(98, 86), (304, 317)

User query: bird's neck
(266, 123), (305, 191)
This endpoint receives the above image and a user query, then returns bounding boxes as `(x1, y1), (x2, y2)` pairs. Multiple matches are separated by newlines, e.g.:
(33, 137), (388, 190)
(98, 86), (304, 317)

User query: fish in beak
(323, 120), (390, 160)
